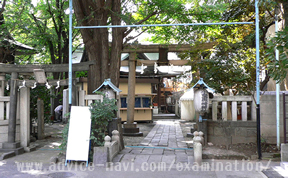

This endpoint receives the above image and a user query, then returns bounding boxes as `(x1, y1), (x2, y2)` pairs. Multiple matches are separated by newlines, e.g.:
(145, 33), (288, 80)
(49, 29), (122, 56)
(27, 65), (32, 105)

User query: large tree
(73, 0), (191, 93)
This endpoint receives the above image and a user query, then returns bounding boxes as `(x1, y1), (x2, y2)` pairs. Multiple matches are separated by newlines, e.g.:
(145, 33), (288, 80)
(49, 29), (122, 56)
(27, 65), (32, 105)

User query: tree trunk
(73, 0), (123, 93)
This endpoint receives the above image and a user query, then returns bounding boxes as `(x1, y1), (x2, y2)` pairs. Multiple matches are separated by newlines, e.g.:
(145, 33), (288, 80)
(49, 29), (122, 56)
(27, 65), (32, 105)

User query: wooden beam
(122, 42), (216, 53)
(0, 61), (95, 73)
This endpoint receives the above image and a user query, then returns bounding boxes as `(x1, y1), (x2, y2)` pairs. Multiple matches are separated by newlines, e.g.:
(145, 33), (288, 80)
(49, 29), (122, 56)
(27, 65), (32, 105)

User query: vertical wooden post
(8, 72), (18, 143)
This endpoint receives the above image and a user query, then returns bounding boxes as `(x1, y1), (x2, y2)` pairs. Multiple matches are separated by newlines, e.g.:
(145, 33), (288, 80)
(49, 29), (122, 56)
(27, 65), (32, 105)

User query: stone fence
(0, 96), (9, 120)
(211, 96), (256, 121)
(93, 130), (122, 166)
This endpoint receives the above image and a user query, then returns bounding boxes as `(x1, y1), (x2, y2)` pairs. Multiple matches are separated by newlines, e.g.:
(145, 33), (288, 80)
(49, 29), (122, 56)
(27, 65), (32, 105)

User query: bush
(89, 93), (118, 147)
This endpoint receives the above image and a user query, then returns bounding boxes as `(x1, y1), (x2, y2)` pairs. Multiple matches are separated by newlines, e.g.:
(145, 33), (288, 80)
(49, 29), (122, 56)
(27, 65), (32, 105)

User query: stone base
(281, 143), (288, 162)
(0, 151), (15, 160)
(0, 142), (24, 155)
(93, 147), (108, 166)
(122, 122), (143, 136)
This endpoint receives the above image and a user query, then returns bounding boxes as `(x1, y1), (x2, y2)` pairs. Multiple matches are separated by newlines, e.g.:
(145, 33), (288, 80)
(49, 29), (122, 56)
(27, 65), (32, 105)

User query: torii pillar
(1, 72), (24, 155)
(123, 52), (143, 136)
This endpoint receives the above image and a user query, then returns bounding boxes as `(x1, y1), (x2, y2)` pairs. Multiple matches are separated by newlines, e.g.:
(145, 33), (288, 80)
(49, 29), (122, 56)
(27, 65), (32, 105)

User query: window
(135, 97), (141, 108)
(121, 97), (127, 108)
(142, 97), (151, 107)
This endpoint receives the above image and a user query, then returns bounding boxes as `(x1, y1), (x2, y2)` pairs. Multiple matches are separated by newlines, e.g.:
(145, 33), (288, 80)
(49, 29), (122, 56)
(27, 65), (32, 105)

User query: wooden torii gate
(0, 61), (94, 154)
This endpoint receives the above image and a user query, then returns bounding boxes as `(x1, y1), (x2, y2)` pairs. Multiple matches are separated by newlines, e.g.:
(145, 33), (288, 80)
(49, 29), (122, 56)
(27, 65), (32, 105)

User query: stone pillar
(193, 132), (202, 166)
(241, 101), (247, 121)
(123, 52), (143, 136)
(212, 101), (218, 121)
(62, 89), (69, 122)
(222, 101), (227, 121)
(232, 101), (237, 121)
(0, 73), (5, 121)
(126, 52), (136, 125)
(281, 143), (288, 162)
(251, 94), (257, 121)
(2, 72), (24, 155)
(79, 90), (85, 106)
(37, 99), (45, 140)
(0, 73), (5, 96)
(8, 72), (18, 143)
(20, 87), (30, 147)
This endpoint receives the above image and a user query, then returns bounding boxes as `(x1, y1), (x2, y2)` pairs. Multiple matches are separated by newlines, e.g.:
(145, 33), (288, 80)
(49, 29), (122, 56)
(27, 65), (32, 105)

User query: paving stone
(188, 156), (194, 164)
(163, 150), (175, 155)
(151, 148), (164, 155)
(162, 155), (176, 164)
(134, 155), (150, 165)
(141, 148), (154, 154)
(147, 155), (163, 163)
(130, 149), (143, 154)
(121, 154), (136, 162)
(176, 155), (188, 163)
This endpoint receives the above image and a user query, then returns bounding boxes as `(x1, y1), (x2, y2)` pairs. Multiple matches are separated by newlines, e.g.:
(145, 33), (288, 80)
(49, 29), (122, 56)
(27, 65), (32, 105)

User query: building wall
(119, 82), (153, 121)
(119, 83), (152, 94)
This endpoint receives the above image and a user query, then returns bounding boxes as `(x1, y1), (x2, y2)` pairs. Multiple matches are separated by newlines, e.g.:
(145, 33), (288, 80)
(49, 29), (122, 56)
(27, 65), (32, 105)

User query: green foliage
(76, 71), (88, 78)
(30, 85), (55, 123)
(266, 27), (288, 83)
(2, 0), (80, 64)
(89, 93), (118, 147)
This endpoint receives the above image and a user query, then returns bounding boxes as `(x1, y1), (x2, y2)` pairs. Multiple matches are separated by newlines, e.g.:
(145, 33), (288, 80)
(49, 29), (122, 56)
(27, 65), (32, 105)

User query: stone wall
(260, 94), (286, 144)
(206, 120), (257, 145)
(0, 120), (20, 149)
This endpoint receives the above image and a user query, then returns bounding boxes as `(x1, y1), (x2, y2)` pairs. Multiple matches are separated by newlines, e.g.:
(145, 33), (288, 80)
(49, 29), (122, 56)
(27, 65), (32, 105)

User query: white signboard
(65, 106), (91, 165)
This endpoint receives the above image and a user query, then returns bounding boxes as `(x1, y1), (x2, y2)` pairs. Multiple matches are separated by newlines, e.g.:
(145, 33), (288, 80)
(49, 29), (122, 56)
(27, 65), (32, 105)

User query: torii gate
(0, 61), (94, 154)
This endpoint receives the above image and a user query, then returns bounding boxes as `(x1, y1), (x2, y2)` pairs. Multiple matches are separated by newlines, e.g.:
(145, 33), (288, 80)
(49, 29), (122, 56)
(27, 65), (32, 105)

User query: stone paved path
(113, 120), (194, 165)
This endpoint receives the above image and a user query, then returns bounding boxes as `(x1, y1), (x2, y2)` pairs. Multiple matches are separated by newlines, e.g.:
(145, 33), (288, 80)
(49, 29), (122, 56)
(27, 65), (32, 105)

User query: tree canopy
(1, 0), (286, 95)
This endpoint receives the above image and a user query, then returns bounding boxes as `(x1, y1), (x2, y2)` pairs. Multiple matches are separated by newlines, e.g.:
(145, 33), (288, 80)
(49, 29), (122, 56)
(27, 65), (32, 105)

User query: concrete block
(246, 128), (257, 137)
(0, 126), (8, 134)
(207, 127), (213, 135)
(281, 143), (288, 162)
(214, 127), (224, 136)
(231, 136), (256, 144)
(0, 133), (8, 143)
(235, 127), (247, 137)
(93, 147), (108, 165)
